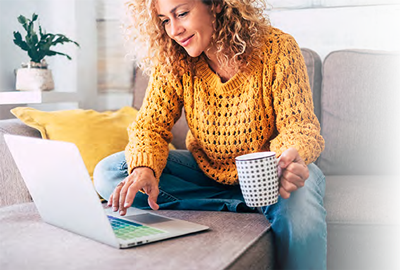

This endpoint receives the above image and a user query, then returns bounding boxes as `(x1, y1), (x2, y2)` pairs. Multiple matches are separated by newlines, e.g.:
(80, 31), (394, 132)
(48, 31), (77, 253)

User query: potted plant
(13, 13), (79, 91)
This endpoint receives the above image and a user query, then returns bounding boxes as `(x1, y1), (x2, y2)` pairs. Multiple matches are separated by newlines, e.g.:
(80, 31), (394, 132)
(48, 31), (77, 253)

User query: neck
(204, 51), (237, 83)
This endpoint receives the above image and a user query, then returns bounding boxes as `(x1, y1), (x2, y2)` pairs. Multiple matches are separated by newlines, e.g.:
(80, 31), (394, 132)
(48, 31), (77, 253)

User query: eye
(177, 11), (188, 18)
(161, 19), (170, 26)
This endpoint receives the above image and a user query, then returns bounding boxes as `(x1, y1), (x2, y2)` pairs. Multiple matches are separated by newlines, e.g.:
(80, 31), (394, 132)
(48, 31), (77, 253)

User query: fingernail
(124, 203), (129, 208)
(113, 207), (118, 212)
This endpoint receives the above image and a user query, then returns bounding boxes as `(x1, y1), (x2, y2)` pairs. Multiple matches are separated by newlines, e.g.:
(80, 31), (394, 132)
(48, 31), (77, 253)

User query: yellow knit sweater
(126, 28), (324, 185)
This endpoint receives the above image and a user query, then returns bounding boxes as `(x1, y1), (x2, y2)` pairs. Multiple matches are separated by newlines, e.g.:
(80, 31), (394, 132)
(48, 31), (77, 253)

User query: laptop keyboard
(108, 215), (165, 240)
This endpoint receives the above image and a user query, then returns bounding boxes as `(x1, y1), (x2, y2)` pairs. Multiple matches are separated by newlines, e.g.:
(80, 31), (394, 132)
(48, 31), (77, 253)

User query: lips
(179, 34), (194, 47)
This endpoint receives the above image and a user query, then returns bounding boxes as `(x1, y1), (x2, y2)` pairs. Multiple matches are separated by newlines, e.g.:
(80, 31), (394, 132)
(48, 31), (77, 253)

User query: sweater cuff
(126, 151), (162, 181)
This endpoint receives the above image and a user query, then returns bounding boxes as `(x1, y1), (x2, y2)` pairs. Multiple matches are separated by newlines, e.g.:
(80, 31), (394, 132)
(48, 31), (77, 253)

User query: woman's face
(156, 0), (221, 58)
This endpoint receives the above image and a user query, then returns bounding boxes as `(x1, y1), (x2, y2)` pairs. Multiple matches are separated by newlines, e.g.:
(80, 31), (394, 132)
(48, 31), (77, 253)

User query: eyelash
(178, 12), (188, 18)
(161, 12), (188, 26)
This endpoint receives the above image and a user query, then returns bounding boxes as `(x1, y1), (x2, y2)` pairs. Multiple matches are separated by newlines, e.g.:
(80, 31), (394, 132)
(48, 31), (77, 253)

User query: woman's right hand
(108, 167), (159, 216)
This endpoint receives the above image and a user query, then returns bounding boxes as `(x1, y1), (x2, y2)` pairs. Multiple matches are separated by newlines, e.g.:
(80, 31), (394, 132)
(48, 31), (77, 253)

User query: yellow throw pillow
(11, 106), (175, 180)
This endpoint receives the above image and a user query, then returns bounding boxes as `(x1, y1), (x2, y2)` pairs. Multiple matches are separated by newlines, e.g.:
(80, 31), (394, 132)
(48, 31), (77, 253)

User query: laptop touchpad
(125, 214), (172, 224)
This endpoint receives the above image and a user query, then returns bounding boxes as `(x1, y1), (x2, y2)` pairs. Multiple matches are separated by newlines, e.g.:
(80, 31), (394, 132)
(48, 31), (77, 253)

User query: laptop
(4, 134), (209, 249)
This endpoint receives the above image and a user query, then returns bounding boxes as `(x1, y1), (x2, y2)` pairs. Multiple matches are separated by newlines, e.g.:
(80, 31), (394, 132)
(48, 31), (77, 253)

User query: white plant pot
(15, 67), (54, 91)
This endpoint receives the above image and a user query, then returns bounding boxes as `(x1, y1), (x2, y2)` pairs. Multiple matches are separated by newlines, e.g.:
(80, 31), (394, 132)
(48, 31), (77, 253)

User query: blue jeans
(94, 150), (327, 269)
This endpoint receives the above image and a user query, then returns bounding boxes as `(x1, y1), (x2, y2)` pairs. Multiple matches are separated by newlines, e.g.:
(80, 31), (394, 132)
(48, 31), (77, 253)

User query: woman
(94, 0), (327, 269)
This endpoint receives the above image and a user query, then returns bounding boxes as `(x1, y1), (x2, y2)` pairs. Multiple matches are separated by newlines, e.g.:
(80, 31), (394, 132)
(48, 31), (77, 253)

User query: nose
(168, 19), (183, 38)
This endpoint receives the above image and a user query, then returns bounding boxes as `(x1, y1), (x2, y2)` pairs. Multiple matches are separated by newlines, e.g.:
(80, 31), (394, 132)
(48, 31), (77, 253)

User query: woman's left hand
(278, 148), (309, 199)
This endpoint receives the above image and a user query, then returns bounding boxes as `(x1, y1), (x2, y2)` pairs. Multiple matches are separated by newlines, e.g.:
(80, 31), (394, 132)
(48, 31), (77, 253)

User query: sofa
(1, 48), (399, 270)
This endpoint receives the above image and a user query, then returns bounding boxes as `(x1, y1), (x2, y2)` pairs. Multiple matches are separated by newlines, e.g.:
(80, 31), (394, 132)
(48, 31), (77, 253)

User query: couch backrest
(301, 48), (322, 122)
(317, 49), (400, 175)
(132, 48), (323, 150)
(131, 68), (189, 149)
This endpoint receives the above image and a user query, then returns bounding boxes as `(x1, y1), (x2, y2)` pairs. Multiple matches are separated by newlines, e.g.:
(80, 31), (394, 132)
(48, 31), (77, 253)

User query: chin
(185, 49), (202, 58)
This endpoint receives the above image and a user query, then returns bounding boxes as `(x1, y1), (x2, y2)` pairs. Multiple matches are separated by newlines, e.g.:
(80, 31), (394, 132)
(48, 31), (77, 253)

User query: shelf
(0, 91), (80, 105)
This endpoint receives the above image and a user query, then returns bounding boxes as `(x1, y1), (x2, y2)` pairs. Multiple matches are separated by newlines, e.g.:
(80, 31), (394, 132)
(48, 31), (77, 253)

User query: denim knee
(263, 163), (327, 269)
(93, 151), (127, 200)
(272, 163), (326, 229)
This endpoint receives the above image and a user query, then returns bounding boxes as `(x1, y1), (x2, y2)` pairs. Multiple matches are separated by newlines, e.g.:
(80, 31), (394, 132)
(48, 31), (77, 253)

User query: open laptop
(4, 134), (209, 248)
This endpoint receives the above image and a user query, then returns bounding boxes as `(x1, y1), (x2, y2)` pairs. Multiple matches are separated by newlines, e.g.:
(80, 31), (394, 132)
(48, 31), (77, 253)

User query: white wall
(75, 0), (98, 110)
(96, 0), (133, 111)
(267, 0), (400, 61)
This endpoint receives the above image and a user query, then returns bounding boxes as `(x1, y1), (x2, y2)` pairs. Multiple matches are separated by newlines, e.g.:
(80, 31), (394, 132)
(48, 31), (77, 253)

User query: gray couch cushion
(0, 203), (274, 270)
(318, 50), (400, 175)
(0, 118), (41, 137)
(0, 119), (40, 206)
(325, 175), (400, 225)
(132, 48), (322, 149)
(325, 175), (400, 269)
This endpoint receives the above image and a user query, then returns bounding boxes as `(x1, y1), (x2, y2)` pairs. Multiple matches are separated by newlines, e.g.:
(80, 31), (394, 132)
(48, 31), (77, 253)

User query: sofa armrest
(0, 119), (41, 207)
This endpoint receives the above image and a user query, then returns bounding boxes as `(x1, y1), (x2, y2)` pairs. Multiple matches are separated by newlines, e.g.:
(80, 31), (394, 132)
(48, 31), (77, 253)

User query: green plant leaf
(13, 31), (22, 42)
(18, 15), (30, 32)
(47, 50), (72, 60)
(14, 13), (80, 62)
(39, 34), (56, 52)
(26, 32), (39, 48)
(27, 22), (35, 39)
(17, 15), (27, 25)
(13, 31), (29, 51)
(31, 33), (39, 45)
(27, 48), (42, 63)
(52, 34), (80, 47)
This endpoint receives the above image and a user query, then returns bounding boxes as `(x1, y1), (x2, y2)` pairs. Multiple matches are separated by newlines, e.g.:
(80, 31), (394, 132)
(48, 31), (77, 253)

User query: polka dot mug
(235, 152), (280, 207)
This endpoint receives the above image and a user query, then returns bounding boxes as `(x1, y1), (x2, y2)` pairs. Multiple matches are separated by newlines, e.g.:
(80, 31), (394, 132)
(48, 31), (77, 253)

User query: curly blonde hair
(124, 0), (271, 76)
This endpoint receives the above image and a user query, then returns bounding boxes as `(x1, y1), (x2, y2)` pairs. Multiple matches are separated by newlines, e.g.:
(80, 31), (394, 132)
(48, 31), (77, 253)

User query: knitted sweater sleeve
(268, 34), (325, 164)
(125, 67), (183, 180)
